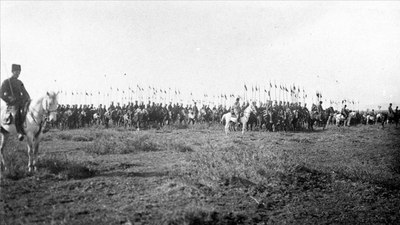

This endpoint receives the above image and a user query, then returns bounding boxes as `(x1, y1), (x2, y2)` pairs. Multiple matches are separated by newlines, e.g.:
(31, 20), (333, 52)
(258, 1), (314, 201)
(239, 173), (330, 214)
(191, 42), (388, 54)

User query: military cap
(12, 64), (21, 72)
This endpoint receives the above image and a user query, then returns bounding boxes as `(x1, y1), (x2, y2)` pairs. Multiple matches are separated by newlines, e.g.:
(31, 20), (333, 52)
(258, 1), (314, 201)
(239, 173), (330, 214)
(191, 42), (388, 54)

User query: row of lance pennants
(55, 82), (358, 107)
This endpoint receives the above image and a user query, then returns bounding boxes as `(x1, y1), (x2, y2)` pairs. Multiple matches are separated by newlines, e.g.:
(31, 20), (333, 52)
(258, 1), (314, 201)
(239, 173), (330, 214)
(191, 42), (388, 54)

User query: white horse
(366, 114), (376, 124)
(0, 92), (58, 176)
(221, 103), (257, 135)
(335, 111), (356, 127)
(334, 113), (346, 126)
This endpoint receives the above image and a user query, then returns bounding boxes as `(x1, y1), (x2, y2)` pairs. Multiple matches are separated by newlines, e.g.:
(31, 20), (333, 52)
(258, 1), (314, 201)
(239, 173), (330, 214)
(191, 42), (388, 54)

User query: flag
(255, 86), (258, 91)
(244, 84), (247, 91)
(85, 92), (88, 96)
(268, 91), (270, 96)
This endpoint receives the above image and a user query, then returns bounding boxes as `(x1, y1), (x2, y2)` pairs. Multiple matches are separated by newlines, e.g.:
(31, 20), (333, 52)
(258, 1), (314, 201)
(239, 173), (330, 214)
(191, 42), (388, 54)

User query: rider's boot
(15, 111), (25, 141)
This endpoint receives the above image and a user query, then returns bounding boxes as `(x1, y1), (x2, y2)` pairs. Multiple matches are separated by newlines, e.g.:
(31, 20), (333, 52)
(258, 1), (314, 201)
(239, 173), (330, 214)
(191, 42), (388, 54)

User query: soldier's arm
(20, 82), (31, 100)
(0, 81), (7, 100)
(0, 80), (14, 104)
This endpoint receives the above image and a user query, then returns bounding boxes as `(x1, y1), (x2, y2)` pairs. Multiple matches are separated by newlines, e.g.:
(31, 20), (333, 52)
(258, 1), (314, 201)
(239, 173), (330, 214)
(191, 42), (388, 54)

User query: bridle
(30, 97), (57, 126)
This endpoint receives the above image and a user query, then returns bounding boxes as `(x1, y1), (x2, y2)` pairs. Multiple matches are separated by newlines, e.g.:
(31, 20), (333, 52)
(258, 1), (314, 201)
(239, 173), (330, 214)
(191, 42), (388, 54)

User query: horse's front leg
(0, 133), (8, 174)
(27, 137), (34, 173)
(242, 122), (246, 134)
(33, 138), (40, 172)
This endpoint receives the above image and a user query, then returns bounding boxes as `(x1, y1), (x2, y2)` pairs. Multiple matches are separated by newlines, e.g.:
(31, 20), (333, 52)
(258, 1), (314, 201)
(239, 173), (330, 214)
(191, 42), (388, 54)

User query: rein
(29, 98), (57, 126)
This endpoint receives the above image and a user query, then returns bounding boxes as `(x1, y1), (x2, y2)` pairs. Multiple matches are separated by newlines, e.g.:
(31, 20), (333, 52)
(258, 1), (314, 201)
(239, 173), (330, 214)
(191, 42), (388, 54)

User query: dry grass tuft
(86, 132), (160, 155)
(162, 207), (248, 225)
(38, 154), (96, 179)
(1, 138), (95, 180)
(2, 138), (29, 180)
(71, 135), (94, 142)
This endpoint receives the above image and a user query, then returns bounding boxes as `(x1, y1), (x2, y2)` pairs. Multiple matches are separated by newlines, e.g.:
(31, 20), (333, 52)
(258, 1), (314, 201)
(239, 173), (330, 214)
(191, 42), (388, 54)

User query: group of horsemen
(53, 97), (370, 131)
(1, 64), (398, 142)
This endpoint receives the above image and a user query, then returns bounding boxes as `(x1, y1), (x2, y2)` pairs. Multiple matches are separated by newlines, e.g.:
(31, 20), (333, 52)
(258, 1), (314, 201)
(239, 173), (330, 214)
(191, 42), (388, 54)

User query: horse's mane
(29, 92), (58, 111)
(28, 96), (46, 113)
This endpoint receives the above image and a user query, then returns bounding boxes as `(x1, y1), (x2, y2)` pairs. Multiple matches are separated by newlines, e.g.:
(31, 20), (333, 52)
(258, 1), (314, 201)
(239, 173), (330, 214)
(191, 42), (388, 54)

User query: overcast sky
(1, 1), (399, 109)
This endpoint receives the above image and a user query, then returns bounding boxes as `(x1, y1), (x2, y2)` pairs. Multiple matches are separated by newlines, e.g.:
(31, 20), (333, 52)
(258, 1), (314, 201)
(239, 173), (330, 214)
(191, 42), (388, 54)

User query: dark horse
(308, 105), (335, 131)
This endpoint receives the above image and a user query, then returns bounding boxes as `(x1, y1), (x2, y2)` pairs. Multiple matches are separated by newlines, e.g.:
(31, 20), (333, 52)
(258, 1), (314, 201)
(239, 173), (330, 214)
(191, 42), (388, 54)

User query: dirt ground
(1, 124), (399, 224)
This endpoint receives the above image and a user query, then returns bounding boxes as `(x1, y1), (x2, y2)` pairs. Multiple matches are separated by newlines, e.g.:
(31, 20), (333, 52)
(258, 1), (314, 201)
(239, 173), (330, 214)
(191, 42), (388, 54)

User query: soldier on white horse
(222, 100), (256, 135)
(230, 98), (242, 129)
(0, 64), (31, 141)
(1, 91), (58, 175)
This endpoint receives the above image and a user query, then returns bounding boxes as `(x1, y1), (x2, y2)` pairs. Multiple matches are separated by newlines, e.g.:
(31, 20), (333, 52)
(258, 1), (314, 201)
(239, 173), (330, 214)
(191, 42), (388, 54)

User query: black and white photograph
(1, 1), (399, 224)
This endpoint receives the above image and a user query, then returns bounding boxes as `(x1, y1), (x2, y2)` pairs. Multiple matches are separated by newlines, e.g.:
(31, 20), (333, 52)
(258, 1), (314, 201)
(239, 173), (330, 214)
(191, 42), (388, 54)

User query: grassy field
(1, 123), (399, 224)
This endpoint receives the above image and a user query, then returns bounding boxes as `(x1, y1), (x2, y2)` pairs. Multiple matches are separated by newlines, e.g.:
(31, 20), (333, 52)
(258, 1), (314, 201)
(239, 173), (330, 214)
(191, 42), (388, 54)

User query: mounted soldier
(190, 102), (197, 122)
(317, 101), (324, 121)
(231, 97), (241, 118)
(0, 64), (31, 141)
(341, 105), (348, 119)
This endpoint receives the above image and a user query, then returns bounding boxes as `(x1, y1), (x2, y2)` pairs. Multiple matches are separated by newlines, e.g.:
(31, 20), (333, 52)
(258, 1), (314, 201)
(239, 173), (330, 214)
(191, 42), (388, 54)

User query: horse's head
(43, 91), (59, 122)
(311, 104), (317, 111)
(248, 103), (257, 113)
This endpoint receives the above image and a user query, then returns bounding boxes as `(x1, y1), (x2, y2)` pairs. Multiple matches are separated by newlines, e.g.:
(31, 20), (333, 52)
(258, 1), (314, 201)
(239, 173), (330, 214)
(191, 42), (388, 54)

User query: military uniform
(0, 75), (30, 107)
(0, 64), (30, 140)
(341, 106), (348, 118)
(388, 104), (394, 118)
(232, 99), (241, 117)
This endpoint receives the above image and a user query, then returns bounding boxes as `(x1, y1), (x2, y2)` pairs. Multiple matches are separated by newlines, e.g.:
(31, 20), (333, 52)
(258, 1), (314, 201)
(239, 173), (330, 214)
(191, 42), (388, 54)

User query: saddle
(2, 107), (14, 125)
(231, 112), (242, 119)
(1, 101), (30, 130)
